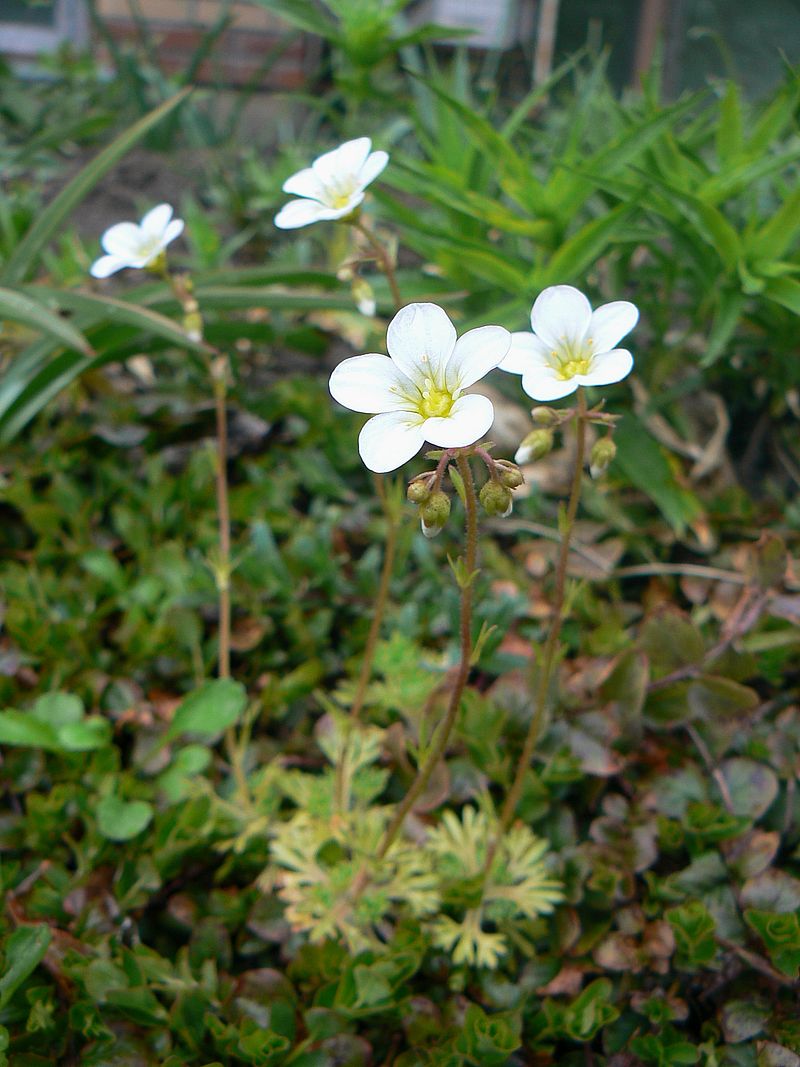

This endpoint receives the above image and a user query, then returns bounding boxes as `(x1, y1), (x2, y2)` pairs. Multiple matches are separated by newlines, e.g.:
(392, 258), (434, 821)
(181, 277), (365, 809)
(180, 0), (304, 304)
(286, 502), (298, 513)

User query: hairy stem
(212, 367), (232, 679)
(374, 450), (478, 862)
(483, 390), (587, 876)
(352, 218), (402, 309)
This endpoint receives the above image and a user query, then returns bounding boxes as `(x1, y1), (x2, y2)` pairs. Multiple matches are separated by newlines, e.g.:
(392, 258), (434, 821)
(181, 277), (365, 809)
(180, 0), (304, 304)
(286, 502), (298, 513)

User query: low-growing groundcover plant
(0, 89), (799, 1067)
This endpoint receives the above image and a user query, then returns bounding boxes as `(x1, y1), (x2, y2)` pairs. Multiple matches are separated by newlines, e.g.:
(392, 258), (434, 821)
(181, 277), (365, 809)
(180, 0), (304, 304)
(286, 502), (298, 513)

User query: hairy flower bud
(407, 474), (434, 504)
(419, 490), (450, 537)
(479, 479), (513, 518)
(589, 435), (617, 478)
(515, 428), (554, 465)
(531, 406), (559, 427)
(494, 459), (524, 489)
(352, 276), (376, 317)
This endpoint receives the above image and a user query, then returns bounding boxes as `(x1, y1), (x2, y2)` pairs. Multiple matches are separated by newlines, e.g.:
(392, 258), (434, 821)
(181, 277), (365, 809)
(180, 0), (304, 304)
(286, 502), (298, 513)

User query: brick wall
(94, 0), (318, 88)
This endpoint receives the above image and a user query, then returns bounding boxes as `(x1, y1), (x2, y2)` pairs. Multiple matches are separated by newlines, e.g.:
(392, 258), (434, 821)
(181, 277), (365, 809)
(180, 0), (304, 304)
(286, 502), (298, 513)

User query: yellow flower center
(420, 385), (454, 419)
(558, 357), (591, 379)
(331, 191), (353, 209)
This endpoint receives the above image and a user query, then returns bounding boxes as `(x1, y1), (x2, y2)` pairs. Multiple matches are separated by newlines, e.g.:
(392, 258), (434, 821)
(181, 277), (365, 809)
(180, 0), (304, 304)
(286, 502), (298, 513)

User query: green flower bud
(479, 479), (513, 517)
(407, 475), (434, 504)
(515, 428), (554, 465)
(531, 406), (559, 427)
(494, 459), (524, 489)
(589, 435), (617, 478)
(419, 490), (450, 537)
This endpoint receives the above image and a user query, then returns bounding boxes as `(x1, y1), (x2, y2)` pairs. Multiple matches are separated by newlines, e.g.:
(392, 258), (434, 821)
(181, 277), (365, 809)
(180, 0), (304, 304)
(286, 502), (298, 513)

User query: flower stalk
(483, 388), (588, 877)
(375, 449), (478, 861)
(343, 449), (480, 909)
(351, 217), (402, 310)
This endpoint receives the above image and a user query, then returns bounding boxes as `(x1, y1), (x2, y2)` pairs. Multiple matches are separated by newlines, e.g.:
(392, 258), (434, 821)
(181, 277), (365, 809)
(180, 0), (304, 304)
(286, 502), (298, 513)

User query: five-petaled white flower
(329, 303), (511, 473)
(90, 204), (184, 278)
(499, 285), (638, 400)
(274, 137), (389, 230)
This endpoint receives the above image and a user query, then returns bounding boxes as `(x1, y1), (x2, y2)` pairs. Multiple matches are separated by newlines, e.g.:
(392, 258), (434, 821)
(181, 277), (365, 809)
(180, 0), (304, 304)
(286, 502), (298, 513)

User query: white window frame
(0, 0), (88, 56)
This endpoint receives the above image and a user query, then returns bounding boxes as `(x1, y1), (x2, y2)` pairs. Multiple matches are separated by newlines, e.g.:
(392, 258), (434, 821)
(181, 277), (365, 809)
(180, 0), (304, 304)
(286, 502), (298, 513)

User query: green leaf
(2, 88), (192, 284)
(744, 909), (800, 978)
(246, 0), (338, 39)
(32, 691), (84, 727)
(748, 186), (800, 261)
(457, 1003), (522, 1066)
(720, 999), (770, 1044)
(167, 678), (247, 739)
(566, 979), (620, 1041)
(0, 286), (92, 354)
(613, 415), (703, 535)
(537, 205), (636, 286)
(0, 926), (52, 1008)
(716, 82), (743, 162)
(763, 277), (800, 315)
(0, 709), (60, 750)
(58, 717), (113, 752)
(667, 901), (717, 969)
(718, 758), (779, 821)
(96, 795), (154, 841)
(32, 287), (212, 356)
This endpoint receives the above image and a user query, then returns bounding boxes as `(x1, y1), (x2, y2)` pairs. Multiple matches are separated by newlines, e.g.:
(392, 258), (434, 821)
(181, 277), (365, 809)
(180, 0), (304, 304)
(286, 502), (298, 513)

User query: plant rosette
(329, 302), (510, 472)
(274, 137), (389, 229)
(500, 284), (638, 401)
(90, 203), (184, 278)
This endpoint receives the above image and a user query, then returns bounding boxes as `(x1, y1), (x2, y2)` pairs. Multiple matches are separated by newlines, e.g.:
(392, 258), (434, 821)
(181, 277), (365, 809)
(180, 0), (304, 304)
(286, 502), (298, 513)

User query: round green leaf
(167, 678), (247, 739)
(96, 795), (153, 841)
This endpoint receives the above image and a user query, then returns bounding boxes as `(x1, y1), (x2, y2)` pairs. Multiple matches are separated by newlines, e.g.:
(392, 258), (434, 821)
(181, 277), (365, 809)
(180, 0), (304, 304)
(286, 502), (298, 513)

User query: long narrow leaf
(31, 288), (212, 355)
(0, 287), (92, 355)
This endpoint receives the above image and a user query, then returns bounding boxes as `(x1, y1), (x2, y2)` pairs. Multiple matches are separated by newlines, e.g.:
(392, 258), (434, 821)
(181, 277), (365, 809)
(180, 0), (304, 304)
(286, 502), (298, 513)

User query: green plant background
(0, 4), (799, 1064)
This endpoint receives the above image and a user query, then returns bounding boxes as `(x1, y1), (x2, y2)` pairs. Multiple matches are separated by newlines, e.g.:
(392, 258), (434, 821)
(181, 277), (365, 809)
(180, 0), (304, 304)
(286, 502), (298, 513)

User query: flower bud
(352, 276), (376, 317)
(515, 428), (554, 465)
(419, 490), (450, 537)
(531, 406), (559, 427)
(407, 475), (434, 504)
(494, 459), (524, 489)
(589, 436), (617, 478)
(479, 479), (513, 517)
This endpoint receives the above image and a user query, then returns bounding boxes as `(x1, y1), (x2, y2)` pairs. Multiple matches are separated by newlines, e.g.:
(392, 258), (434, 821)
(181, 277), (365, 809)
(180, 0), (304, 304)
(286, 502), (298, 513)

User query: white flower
(329, 303), (510, 473)
(90, 204), (184, 278)
(274, 137), (388, 230)
(499, 284), (638, 401)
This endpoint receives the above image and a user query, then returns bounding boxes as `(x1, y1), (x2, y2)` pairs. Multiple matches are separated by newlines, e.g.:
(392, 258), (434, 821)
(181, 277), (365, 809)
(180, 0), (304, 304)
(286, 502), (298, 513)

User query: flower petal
(90, 254), (126, 278)
(446, 325), (510, 391)
(140, 203), (173, 236)
(580, 348), (633, 387)
(423, 393), (494, 448)
(101, 222), (142, 257)
(531, 285), (592, 351)
(498, 331), (555, 375)
(313, 137), (372, 185)
(356, 149), (389, 189)
(386, 302), (456, 384)
(274, 198), (336, 229)
(358, 411), (426, 472)
(520, 368), (578, 401)
(329, 354), (413, 413)
(162, 218), (185, 246)
(282, 166), (325, 200)
(587, 301), (638, 353)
